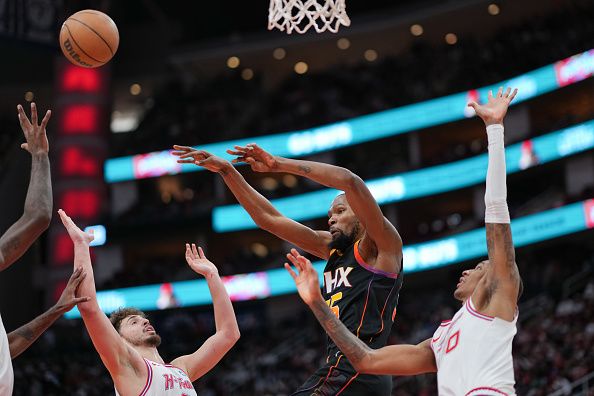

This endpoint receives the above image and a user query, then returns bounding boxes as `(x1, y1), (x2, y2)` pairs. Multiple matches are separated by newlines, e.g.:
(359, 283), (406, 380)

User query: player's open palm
(18, 102), (51, 155)
(58, 209), (94, 245)
(172, 146), (230, 173)
(285, 249), (322, 305)
(468, 87), (518, 126)
(185, 244), (218, 278)
(227, 143), (277, 172)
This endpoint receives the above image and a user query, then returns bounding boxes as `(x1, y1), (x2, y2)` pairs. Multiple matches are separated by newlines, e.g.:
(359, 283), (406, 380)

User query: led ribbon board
(65, 199), (594, 318)
(213, 120), (594, 232)
(104, 49), (594, 183)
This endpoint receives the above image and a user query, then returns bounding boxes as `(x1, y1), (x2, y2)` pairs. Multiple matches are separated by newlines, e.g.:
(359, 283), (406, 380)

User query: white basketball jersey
(0, 312), (14, 396)
(431, 298), (517, 396)
(115, 358), (198, 396)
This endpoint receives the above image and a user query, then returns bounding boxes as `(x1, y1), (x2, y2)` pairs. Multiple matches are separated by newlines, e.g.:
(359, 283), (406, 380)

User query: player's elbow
(350, 351), (373, 373)
(29, 211), (52, 233)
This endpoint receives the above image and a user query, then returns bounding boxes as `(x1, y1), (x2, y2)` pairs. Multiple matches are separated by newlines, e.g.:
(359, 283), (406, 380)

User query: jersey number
(326, 292), (343, 318)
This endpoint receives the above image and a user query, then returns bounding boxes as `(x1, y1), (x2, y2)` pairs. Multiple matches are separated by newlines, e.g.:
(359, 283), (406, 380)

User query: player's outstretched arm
(8, 267), (90, 359)
(57, 210), (144, 378)
(228, 144), (402, 272)
(0, 103), (52, 271)
(172, 146), (331, 259)
(170, 244), (240, 381)
(285, 249), (436, 375)
(469, 87), (521, 318)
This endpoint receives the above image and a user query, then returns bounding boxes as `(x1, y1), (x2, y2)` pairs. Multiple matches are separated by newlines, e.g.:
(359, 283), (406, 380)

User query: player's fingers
(467, 101), (478, 110)
(233, 145), (249, 152)
(185, 243), (193, 256)
(17, 105), (32, 130)
(177, 159), (195, 164)
(487, 90), (493, 100)
(73, 296), (91, 304)
(191, 243), (199, 258)
(172, 145), (193, 152)
(497, 86), (503, 98)
(30, 102), (38, 126)
(287, 253), (304, 272)
(20, 143), (28, 151)
(504, 87), (511, 98)
(509, 88), (518, 102)
(198, 246), (206, 260)
(226, 149), (244, 156)
(284, 263), (298, 279)
(40, 110), (51, 129)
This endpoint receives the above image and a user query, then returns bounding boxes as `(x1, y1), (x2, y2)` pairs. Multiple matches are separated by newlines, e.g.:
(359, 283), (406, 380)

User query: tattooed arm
(8, 268), (89, 359)
(0, 103), (52, 271)
(285, 249), (436, 375)
(469, 88), (521, 319)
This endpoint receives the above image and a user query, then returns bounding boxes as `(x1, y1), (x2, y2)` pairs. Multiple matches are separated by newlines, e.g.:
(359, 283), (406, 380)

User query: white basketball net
(268, 0), (351, 34)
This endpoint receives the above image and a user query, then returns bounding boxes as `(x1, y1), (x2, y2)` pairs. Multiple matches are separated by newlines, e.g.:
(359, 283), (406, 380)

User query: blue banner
(65, 199), (594, 318)
(104, 49), (594, 183)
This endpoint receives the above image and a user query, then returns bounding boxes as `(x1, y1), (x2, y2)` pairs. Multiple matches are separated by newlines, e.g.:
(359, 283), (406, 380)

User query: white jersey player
(285, 87), (522, 396)
(58, 210), (240, 396)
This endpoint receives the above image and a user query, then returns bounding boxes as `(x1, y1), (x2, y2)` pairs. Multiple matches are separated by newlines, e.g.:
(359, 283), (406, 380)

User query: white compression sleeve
(484, 124), (511, 224)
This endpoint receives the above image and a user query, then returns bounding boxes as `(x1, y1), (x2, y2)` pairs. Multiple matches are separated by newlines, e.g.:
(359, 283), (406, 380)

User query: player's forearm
(24, 153), (52, 222)
(308, 297), (372, 371)
(0, 154), (52, 271)
(72, 242), (99, 311)
(220, 164), (283, 226)
(484, 124), (509, 224)
(8, 305), (62, 359)
(275, 157), (355, 191)
(204, 271), (240, 342)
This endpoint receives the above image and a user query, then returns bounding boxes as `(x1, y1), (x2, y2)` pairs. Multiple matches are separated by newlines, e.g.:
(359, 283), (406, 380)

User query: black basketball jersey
(322, 240), (403, 361)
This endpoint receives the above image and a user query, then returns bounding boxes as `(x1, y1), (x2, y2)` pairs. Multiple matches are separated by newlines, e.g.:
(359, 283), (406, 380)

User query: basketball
(59, 10), (119, 68)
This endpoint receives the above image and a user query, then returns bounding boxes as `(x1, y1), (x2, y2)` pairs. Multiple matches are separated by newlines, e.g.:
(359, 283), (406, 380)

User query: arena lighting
(104, 48), (594, 183)
(60, 65), (101, 92)
(64, 199), (594, 318)
(24, 91), (34, 101)
(60, 104), (100, 134)
(214, 119), (594, 232)
(227, 56), (240, 69)
(84, 225), (107, 247)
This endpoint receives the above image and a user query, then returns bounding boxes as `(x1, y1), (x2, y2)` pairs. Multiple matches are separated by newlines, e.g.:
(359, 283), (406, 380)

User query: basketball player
(1, 103), (52, 395)
(57, 209), (240, 396)
(285, 87), (521, 396)
(173, 143), (403, 395)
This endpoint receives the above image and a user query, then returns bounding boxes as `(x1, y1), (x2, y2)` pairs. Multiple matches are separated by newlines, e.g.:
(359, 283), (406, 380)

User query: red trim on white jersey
(139, 358), (153, 396)
(465, 298), (494, 321)
(465, 386), (509, 395)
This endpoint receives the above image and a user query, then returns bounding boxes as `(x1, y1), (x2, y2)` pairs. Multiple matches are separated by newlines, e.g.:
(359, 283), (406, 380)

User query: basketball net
(268, 0), (350, 34)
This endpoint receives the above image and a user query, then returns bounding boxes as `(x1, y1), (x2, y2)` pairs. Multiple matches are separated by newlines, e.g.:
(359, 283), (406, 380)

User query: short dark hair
(109, 308), (147, 332)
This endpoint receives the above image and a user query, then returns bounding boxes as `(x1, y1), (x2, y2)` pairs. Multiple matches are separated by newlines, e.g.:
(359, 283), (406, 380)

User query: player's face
(327, 195), (361, 250)
(453, 261), (488, 301)
(119, 315), (162, 347)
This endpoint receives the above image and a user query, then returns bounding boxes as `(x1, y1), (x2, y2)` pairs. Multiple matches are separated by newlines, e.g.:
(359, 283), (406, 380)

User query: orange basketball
(59, 10), (119, 68)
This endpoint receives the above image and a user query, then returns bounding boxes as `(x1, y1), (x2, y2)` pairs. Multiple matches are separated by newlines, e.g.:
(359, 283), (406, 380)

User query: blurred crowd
(11, 244), (594, 395)
(111, 2), (594, 157)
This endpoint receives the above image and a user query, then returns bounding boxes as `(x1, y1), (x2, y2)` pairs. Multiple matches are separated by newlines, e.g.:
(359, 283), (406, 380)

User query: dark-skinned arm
(0, 104), (52, 271)
(172, 146), (332, 259)
(8, 268), (89, 359)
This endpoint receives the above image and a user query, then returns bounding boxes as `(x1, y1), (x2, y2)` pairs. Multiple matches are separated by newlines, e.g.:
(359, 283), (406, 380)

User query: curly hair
(109, 307), (147, 333)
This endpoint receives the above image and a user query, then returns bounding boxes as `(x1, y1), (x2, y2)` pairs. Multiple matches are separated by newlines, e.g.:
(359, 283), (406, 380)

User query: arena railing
(213, 119), (594, 232)
(64, 198), (594, 318)
(104, 49), (594, 183)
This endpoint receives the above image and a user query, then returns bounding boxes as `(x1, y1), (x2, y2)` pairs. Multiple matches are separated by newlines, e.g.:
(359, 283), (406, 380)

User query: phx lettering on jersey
(324, 267), (353, 294)
(163, 374), (194, 391)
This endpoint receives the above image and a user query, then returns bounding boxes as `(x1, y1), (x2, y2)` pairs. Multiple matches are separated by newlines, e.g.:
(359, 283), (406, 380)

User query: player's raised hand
(284, 249), (322, 305)
(468, 87), (518, 126)
(185, 243), (218, 279)
(58, 209), (94, 245)
(17, 102), (51, 155)
(54, 267), (91, 314)
(172, 146), (231, 174)
(226, 143), (278, 173)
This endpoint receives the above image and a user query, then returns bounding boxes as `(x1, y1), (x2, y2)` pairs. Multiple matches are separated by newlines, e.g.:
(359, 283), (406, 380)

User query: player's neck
(133, 345), (163, 364)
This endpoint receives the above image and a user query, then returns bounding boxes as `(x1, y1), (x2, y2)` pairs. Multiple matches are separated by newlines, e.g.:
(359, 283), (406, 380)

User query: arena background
(0, 0), (593, 394)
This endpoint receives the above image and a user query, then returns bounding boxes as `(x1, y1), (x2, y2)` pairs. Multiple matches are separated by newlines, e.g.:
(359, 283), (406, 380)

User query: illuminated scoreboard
(48, 60), (109, 302)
